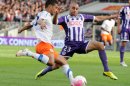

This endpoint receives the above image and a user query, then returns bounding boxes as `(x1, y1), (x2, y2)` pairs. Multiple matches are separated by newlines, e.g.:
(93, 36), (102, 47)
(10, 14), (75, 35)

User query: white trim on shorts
(120, 39), (129, 42)
(61, 55), (71, 60)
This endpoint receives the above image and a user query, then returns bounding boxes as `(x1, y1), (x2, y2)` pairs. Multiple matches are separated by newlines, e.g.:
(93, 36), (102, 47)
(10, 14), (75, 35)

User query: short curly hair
(45, 0), (58, 8)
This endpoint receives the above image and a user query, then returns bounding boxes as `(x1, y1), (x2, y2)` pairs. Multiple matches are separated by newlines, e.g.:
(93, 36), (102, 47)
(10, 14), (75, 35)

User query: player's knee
(59, 59), (67, 66)
(54, 56), (67, 66)
(99, 44), (104, 50)
(96, 42), (104, 50)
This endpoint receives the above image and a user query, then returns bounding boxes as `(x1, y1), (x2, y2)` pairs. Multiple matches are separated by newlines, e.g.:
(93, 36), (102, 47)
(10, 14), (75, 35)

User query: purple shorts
(120, 29), (130, 41)
(60, 41), (89, 57)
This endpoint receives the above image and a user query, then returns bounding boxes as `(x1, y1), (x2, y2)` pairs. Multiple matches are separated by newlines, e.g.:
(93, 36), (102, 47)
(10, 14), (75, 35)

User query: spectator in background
(6, 9), (14, 21)
(0, 5), (4, 21)
(0, 0), (45, 22)
(0, 0), (90, 22)
(14, 8), (22, 22)
(57, 0), (70, 12)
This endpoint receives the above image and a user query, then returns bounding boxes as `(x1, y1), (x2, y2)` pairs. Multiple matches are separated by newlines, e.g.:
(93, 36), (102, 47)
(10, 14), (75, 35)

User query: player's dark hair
(45, 0), (58, 8)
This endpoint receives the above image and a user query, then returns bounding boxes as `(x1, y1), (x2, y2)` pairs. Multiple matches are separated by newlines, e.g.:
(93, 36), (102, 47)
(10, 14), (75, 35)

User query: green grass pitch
(0, 45), (130, 86)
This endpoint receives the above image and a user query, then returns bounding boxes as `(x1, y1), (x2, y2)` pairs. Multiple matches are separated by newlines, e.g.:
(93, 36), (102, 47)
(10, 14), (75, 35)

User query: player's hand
(18, 29), (22, 33)
(56, 6), (63, 14)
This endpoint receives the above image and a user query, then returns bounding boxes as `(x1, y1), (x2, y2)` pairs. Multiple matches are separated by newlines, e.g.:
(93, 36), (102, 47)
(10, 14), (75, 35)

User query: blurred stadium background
(0, 0), (130, 51)
(0, 0), (130, 86)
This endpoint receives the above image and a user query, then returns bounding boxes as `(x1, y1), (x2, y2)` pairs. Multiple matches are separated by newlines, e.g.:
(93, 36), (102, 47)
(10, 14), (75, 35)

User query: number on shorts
(63, 46), (71, 53)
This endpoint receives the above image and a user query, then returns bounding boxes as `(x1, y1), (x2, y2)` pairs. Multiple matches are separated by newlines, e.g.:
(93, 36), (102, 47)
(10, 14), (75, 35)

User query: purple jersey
(58, 14), (94, 43)
(120, 6), (130, 32)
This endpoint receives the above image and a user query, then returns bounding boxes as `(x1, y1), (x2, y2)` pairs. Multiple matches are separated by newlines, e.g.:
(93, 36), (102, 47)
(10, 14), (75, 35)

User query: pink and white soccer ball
(72, 75), (87, 86)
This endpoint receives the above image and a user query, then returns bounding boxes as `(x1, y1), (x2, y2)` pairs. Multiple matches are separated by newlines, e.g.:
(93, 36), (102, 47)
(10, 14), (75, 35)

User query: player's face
(69, 3), (79, 16)
(50, 4), (59, 15)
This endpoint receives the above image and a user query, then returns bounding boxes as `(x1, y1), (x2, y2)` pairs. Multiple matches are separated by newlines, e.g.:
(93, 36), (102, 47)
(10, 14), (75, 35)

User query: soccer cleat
(16, 48), (29, 57)
(120, 62), (128, 67)
(103, 71), (118, 80)
(35, 69), (44, 80)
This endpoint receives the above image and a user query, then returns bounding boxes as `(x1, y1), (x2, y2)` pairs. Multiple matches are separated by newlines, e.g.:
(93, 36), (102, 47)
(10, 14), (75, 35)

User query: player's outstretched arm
(95, 14), (118, 22)
(18, 22), (32, 33)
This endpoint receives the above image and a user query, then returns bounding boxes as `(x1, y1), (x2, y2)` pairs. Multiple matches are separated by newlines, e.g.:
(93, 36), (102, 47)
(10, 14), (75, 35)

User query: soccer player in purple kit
(35, 1), (118, 80)
(117, 0), (130, 67)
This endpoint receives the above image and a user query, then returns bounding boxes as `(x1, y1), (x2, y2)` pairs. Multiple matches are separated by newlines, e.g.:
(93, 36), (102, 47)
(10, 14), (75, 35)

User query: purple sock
(98, 50), (109, 72)
(38, 66), (52, 77)
(120, 46), (125, 62)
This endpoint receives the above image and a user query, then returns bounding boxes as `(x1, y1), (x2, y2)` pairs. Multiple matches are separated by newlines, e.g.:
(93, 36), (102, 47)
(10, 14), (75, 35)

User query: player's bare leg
(103, 40), (107, 46)
(108, 40), (113, 46)
(86, 40), (118, 80)
(35, 57), (69, 78)
(35, 55), (74, 85)
(16, 48), (55, 66)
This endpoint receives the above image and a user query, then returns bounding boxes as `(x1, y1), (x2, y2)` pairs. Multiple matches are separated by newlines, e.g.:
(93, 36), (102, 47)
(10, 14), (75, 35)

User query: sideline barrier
(0, 36), (64, 48)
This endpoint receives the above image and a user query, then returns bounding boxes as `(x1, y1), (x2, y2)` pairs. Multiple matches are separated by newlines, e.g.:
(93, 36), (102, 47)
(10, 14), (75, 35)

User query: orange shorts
(101, 33), (112, 42)
(35, 41), (59, 58)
